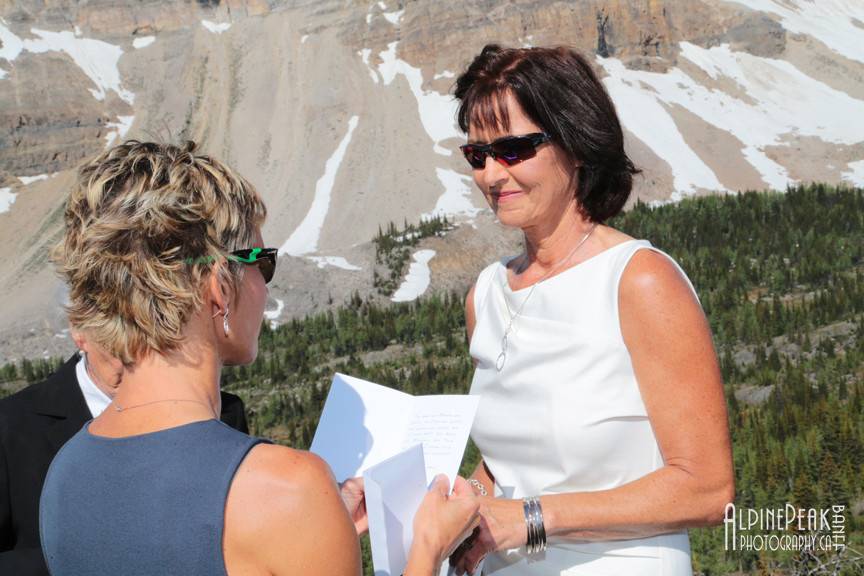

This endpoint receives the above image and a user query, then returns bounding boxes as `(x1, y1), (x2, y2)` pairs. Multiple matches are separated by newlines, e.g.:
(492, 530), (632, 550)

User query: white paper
(401, 395), (480, 483)
(364, 444), (428, 576)
(310, 373), (410, 482)
(311, 373), (480, 485)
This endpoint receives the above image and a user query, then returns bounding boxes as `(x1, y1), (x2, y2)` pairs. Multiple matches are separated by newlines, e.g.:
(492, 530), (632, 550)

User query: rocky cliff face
(1, 0), (862, 363)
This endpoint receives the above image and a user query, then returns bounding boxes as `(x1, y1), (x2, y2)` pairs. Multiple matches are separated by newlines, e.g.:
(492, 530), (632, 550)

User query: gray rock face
(726, 13), (786, 57)
(1, 0), (863, 362)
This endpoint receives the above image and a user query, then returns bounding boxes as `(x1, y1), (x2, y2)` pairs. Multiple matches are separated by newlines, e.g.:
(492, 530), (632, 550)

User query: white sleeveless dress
(469, 239), (694, 576)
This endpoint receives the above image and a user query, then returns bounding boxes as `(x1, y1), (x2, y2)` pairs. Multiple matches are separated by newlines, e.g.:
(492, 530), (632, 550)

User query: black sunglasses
(228, 247), (278, 284)
(459, 132), (551, 170)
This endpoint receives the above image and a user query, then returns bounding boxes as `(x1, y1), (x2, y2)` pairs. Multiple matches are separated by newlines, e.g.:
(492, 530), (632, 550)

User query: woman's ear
(207, 261), (234, 318)
(71, 329), (87, 351)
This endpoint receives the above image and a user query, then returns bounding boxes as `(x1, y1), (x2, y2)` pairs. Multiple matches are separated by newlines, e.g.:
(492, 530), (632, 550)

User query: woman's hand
(338, 477), (368, 535)
(406, 475), (480, 575)
(449, 498), (526, 575)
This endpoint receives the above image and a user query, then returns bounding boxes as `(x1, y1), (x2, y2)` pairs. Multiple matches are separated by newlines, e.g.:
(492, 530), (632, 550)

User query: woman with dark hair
(39, 140), (479, 576)
(448, 45), (734, 575)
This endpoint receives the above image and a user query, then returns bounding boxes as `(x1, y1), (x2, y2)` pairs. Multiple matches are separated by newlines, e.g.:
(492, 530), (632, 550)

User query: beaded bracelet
(467, 478), (488, 497)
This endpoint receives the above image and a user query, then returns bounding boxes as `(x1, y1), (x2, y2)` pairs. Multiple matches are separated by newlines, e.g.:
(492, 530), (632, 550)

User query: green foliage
(0, 356), (64, 399)
(1, 357), (62, 385)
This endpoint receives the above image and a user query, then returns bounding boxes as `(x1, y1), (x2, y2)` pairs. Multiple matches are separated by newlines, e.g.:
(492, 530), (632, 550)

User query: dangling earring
(223, 306), (230, 336)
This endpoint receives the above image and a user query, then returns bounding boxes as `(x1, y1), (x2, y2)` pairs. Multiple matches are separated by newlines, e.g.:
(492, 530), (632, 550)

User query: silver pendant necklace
(496, 224), (597, 372)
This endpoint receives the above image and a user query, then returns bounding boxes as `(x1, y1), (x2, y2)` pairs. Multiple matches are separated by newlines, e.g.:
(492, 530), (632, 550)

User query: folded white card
(364, 444), (428, 576)
(310, 372), (480, 485)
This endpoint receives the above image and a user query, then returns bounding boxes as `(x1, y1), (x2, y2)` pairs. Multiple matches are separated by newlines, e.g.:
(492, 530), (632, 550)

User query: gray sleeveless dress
(40, 419), (268, 576)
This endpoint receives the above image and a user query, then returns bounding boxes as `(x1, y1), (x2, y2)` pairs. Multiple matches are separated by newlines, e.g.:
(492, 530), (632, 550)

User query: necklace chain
(496, 224), (597, 372)
(113, 398), (216, 416)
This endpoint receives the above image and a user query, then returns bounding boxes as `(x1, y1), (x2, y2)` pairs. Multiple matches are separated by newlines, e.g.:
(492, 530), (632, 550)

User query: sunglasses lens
(461, 146), (486, 169)
(258, 254), (275, 284)
(492, 138), (538, 166)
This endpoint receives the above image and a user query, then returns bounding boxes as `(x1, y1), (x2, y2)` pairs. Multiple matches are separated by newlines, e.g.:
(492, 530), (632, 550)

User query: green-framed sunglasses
(228, 247), (278, 284)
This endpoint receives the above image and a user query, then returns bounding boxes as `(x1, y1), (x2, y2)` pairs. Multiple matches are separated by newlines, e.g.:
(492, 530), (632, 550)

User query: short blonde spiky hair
(53, 140), (267, 365)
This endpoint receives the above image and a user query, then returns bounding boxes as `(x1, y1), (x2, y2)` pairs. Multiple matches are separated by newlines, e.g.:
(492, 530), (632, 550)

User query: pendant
(496, 334), (508, 371)
(496, 350), (506, 371)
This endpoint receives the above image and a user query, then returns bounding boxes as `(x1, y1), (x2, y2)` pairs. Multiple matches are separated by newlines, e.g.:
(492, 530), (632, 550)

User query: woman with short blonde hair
(41, 140), (478, 576)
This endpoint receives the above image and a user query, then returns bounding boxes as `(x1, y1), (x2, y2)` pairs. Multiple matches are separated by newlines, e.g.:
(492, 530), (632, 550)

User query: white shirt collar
(75, 354), (113, 418)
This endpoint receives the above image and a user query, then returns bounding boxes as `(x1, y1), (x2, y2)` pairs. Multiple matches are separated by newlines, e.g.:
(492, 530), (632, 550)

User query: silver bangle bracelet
(523, 498), (536, 552)
(467, 478), (488, 497)
(522, 496), (547, 554)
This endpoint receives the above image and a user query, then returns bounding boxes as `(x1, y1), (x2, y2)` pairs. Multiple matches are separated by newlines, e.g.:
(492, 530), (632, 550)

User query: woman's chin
(493, 207), (529, 229)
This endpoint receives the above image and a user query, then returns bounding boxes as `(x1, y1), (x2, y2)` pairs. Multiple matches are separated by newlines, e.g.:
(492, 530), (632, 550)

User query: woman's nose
(481, 156), (509, 189)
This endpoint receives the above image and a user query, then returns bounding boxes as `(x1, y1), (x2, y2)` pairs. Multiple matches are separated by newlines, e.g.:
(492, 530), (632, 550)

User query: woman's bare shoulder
(230, 444), (338, 518)
(243, 443), (330, 478)
(620, 247), (691, 298)
(224, 444), (359, 575)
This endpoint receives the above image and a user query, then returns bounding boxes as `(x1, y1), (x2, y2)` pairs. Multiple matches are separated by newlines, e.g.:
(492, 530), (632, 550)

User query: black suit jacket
(0, 354), (250, 575)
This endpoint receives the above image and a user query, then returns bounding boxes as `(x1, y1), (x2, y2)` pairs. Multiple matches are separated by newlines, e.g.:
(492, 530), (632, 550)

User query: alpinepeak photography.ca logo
(724, 503), (847, 552)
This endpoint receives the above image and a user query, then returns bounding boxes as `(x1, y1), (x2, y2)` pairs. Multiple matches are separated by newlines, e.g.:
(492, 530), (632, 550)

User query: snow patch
(301, 34), (310, 44)
(391, 249), (436, 302)
(599, 42), (864, 195)
(280, 115), (360, 256)
(377, 42), (460, 156)
(678, 42), (864, 145)
(104, 115), (135, 147)
(132, 36), (155, 49)
(0, 188), (16, 214)
(599, 57), (726, 199)
(841, 160), (864, 187)
(307, 256), (362, 271)
(0, 20), (25, 62)
(423, 168), (482, 219)
(0, 23), (136, 144)
(358, 48), (379, 83)
(18, 173), (51, 185)
(383, 9), (404, 25)
(201, 20), (232, 34)
(1, 25), (134, 104)
(741, 146), (789, 191)
(721, 0), (864, 64)
(264, 298), (284, 329)
(433, 70), (455, 80)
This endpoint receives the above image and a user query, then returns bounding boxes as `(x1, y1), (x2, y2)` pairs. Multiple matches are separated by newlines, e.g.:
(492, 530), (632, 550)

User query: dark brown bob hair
(455, 44), (639, 222)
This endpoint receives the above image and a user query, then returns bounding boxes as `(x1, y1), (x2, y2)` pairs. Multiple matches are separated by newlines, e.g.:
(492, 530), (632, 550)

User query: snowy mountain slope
(0, 0), (862, 362)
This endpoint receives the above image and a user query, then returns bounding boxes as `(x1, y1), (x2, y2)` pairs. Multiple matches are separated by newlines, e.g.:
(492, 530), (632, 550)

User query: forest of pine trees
(1, 183), (861, 574)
